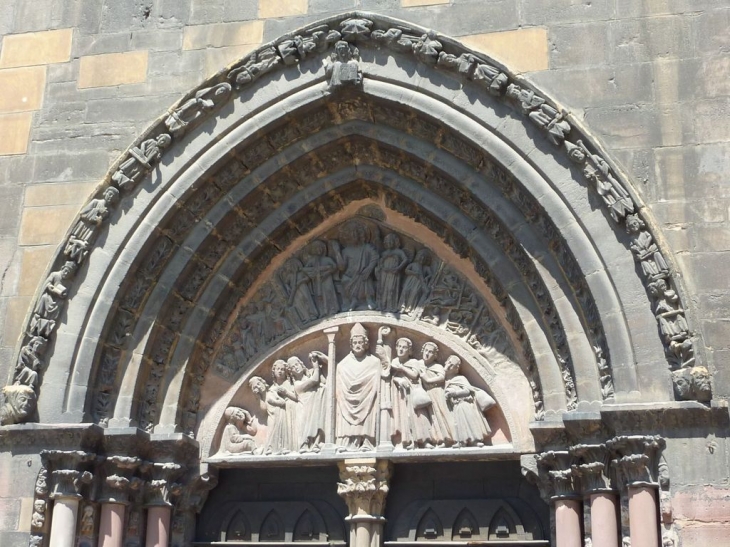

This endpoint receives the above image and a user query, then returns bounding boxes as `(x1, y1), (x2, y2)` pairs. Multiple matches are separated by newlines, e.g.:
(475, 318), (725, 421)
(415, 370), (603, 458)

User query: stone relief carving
(325, 41), (362, 89)
(216, 322), (499, 457)
(0, 384), (37, 425)
(10, 13), (704, 427)
(64, 187), (119, 263)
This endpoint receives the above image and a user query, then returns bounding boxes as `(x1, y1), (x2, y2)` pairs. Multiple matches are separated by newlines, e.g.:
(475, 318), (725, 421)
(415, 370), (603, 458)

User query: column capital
(570, 443), (614, 494)
(607, 435), (666, 488)
(141, 461), (185, 507)
(40, 450), (95, 499)
(337, 458), (392, 517)
(536, 450), (579, 500)
(99, 455), (142, 504)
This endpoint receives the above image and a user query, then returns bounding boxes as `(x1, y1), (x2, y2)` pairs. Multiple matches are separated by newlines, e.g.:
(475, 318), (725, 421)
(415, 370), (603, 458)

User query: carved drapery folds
(6, 12), (706, 431)
(218, 321), (500, 457)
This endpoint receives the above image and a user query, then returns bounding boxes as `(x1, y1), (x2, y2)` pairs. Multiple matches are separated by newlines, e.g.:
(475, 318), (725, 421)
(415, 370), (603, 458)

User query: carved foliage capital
(536, 450), (578, 499)
(570, 443), (613, 493)
(607, 435), (666, 487)
(337, 459), (392, 517)
(40, 450), (95, 498)
(100, 455), (141, 503)
(141, 461), (185, 507)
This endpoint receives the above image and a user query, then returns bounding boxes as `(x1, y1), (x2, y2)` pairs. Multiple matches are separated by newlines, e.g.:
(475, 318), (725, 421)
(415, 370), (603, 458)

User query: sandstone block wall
(0, 1), (728, 545)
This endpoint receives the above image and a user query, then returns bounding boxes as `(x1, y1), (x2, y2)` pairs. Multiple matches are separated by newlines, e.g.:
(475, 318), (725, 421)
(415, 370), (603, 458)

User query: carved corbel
(607, 435), (666, 489)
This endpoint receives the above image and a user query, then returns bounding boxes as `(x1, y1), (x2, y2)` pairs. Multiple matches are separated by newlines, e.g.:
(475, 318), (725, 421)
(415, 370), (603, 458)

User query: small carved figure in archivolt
(228, 47), (280, 88)
(30, 261), (77, 337)
(444, 356), (495, 447)
(64, 186), (119, 262)
(376, 233), (409, 312)
(419, 342), (455, 446)
(413, 31), (442, 64)
(279, 258), (318, 323)
(471, 62), (508, 96)
(625, 214), (669, 281)
(399, 249), (433, 315)
(165, 83), (232, 137)
(31, 499), (46, 529)
(303, 240), (339, 317)
(390, 337), (433, 449)
(14, 336), (47, 389)
(332, 221), (379, 310)
(325, 41), (361, 89)
(288, 353), (327, 452)
(79, 504), (95, 537)
(335, 324), (390, 451)
(339, 18), (372, 41)
(111, 134), (171, 192)
(221, 406), (258, 454)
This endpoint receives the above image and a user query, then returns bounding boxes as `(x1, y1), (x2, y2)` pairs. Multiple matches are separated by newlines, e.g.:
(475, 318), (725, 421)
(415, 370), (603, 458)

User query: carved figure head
(414, 248), (430, 264)
(33, 500), (45, 514)
(103, 186), (120, 205)
(625, 214), (645, 234)
(395, 338), (413, 359)
(384, 233), (400, 250)
(271, 359), (289, 383)
(421, 342), (439, 364)
(249, 376), (267, 396)
(335, 40), (350, 60)
(339, 221), (365, 246)
(0, 384), (37, 425)
(308, 240), (327, 257)
(27, 336), (47, 355)
(690, 366), (712, 402)
(350, 323), (369, 357)
(672, 368), (692, 400)
(61, 261), (78, 279)
(224, 406), (250, 426)
(444, 355), (461, 375)
(156, 133), (172, 149)
(286, 356), (306, 379)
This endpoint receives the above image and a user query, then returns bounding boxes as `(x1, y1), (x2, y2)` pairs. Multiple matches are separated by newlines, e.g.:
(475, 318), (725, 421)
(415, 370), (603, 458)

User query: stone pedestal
(98, 503), (125, 547)
(48, 496), (80, 547)
(628, 486), (659, 547)
(338, 459), (392, 547)
(590, 493), (619, 547)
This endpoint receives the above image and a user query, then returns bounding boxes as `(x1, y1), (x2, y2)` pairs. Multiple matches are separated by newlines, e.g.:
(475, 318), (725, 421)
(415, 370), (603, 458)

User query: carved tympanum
(216, 321), (500, 457)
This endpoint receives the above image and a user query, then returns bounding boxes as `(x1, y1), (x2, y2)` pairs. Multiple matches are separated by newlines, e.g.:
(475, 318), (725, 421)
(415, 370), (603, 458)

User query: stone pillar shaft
(98, 503), (125, 547)
(590, 493), (619, 547)
(628, 486), (659, 547)
(48, 497), (80, 547)
(555, 499), (582, 547)
(145, 505), (171, 547)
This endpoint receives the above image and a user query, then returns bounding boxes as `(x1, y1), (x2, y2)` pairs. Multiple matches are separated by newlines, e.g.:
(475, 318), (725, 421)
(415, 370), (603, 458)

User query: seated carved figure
(221, 406), (258, 454)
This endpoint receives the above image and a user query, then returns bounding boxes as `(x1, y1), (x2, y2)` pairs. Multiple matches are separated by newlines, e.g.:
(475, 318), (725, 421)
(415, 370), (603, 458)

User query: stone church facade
(0, 2), (728, 547)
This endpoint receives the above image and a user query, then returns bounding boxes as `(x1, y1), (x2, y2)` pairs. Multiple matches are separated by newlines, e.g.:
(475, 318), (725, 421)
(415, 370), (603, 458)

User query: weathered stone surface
(460, 28), (548, 73)
(182, 21), (263, 50)
(18, 205), (78, 246)
(259, 0), (309, 19)
(0, 67), (46, 113)
(17, 246), (56, 297)
(548, 22), (610, 68)
(0, 29), (73, 68)
(0, 113), (32, 156)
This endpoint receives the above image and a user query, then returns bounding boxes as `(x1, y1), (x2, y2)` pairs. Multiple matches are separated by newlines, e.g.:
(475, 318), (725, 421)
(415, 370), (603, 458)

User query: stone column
(142, 462), (184, 547)
(338, 459), (392, 547)
(42, 450), (95, 547)
(608, 435), (666, 547)
(97, 456), (141, 547)
(572, 444), (619, 547)
(536, 451), (582, 547)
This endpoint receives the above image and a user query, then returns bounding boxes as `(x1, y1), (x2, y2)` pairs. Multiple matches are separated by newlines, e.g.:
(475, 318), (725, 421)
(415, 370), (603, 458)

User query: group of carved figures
(221, 323), (496, 456)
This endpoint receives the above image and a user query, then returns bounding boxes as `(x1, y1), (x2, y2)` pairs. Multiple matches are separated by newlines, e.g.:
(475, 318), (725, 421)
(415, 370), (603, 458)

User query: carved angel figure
(221, 406), (258, 454)
(444, 356), (494, 447)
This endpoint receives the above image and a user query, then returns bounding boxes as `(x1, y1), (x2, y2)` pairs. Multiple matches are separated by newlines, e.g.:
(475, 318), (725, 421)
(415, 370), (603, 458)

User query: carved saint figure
(165, 83), (231, 136)
(279, 258), (318, 323)
(287, 353), (327, 451)
(14, 336), (47, 389)
(250, 361), (298, 454)
(335, 324), (388, 451)
(389, 337), (433, 449)
(221, 406), (258, 454)
(444, 356), (495, 447)
(399, 249), (432, 314)
(0, 384), (37, 424)
(419, 342), (455, 445)
(325, 41), (361, 89)
(303, 240), (339, 316)
(376, 233), (409, 312)
(64, 186), (119, 262)
(332, 221), (379, 310)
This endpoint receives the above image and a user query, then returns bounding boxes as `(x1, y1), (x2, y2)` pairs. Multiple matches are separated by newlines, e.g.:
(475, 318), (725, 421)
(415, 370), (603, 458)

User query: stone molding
(2, 12), (703, 430)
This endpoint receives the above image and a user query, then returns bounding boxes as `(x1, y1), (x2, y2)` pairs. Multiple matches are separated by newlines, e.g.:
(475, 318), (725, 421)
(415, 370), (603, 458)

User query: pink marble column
(98, 503), (125, 547)
(48, 496), (80, 547)
(145, 505), (171, 547)
(590, 493), (619, 547)
(555, 499), (582, 547)
(628, 486), (659, 547)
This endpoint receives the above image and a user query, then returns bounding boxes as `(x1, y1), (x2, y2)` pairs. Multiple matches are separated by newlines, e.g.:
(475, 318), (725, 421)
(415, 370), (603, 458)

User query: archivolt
(11, 12), (697, 431)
